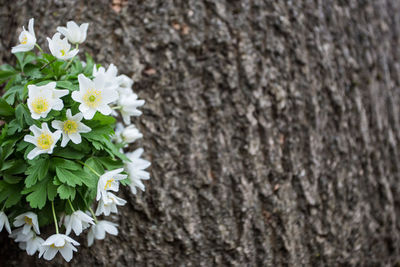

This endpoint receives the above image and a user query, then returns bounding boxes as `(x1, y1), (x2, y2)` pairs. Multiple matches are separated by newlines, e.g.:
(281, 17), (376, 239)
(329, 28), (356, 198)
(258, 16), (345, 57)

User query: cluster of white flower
(0, 18), (151, 262)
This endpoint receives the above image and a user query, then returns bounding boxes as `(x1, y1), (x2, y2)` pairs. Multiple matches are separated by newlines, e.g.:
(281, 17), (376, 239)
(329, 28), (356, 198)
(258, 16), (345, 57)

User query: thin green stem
(35, 43), (43, 53)
(88, 207), (98, 224)
(112, 106), (121, 110)
(51, 201), (59, 234)
(67, 199), (75, 212)
(1, 202), (6, 212)
(77, 160), (101, 177)
(40, 58), (56, 71)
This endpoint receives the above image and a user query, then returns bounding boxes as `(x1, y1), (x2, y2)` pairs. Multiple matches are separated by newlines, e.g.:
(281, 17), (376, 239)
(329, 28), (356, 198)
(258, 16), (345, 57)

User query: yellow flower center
(50, 242), (65, 249)
(24, 216), (33, 225)
(21, 35), (28, 44)
(104, 179), (114, 190)
(31, 97), (49, 114)
(83, 89), (102, 108)
(37, 133), (54, 150)
(63, 120), (78, 134)
(60, 49), (66, 56)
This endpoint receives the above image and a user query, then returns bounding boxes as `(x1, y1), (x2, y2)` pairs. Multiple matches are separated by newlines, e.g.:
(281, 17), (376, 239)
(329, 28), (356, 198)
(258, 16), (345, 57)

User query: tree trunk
(1, 0), (400, 266)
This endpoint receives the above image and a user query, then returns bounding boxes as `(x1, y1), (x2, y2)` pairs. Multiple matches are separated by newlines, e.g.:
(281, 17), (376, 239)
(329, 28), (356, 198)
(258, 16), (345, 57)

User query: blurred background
(1, 0), (400, 266)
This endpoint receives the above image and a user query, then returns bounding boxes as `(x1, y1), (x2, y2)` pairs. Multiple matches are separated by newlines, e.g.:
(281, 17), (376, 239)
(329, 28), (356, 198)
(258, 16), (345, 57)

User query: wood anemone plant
(0, 18), (150, 262)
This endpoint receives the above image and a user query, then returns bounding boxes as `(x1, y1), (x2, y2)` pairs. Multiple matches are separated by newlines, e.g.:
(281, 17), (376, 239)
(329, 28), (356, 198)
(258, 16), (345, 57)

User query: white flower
(117, 74), (133, 90)
(72, 74), (119, 120)
(18, 233), (44, 255)
(39, 234), (79, 262)
(52, 109), (91, 147)
(13, 212), (40, 235)
(24, 123), (61, 160)
(118, 93), (145, 124)
(11, 18), (36, 53)
(125, 148), (151, 194)
(27, 82), (68, 119)
(113, 123), (142, 145)
(57, 21), (89, 44)
(10, 228), (34, 243)
(96, 168), (127, 201)
(92, 64), (119, 92)
(64, 210), (94, 236)
(87, 220), (118, 247)
(95, 192), (127, 216)
(116, 74), (134, 97)
(0, 211), (11, 234)
(47, 32), (79, 60)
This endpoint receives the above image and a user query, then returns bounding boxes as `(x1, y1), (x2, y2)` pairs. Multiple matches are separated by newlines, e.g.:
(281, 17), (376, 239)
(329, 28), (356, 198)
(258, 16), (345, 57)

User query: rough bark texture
(1, 0), (400, 266)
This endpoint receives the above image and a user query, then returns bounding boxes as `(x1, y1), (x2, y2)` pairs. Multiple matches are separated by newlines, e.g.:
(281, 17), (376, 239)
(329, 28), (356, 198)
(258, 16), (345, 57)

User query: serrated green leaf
(0, 98), (15, 117)
(51, 158), (81, 170)
(56, 167), (82, 186)
(84, 158), (104, 176)
(47, 182), (58, 201)
(26, 183), (47, 209)
(57, 184), (76, 200)
(25, 158), (50, 188)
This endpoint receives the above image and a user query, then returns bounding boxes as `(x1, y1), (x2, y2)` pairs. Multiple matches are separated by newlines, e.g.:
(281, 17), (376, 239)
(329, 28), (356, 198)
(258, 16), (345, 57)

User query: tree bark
(1, 0), (400, 266)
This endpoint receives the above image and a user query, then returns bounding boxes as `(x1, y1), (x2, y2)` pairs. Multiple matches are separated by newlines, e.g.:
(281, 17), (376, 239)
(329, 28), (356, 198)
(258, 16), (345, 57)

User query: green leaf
(0, 98), (15, 117)
(56, 167), (83, 186)
(83, 53), (94, 75)
(25, 158), (50, 188)
(15, 52), (36, 71)
(51, 158), (81, 170)
(56, 80), (74, 89)
(3, 183), (23, 208)
(53, 147), (85, 159)
(84, 158), (104, 176)
(57, 184), (76, 200)
(0, 137), (18, 161)
(24, 64), (42, 79)
(7, 119), (23, 135)
(97, 157), (124, 170)
(26, 183), (47, 209)
(47, 182), (58, 201)
(3, 174), (23, 184)
(2, 159), (27, 175)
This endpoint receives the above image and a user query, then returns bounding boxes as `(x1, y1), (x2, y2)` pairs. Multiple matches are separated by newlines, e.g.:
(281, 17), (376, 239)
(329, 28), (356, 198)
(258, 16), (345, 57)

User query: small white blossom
(13, 212), (40, 235)
(64, 210), (94, 236)
(27, 82), (68, 119)
(125, 148), (151, 194)
(52, 109), (91, 147)
(113, 123), (142, 145)
(24, 123), (61, 160)
(87, 220), (118, 247)
(0, 211), (11, 234)
(47, 32), (79, 60)
(93, 64), (119, 92)
(117, 74), (133, 89)
(118, 93), (145, 125)
(10, 228), (33, 243)
(39, 234), (79, 262)
(18, 233), (44, 255)
(11, 18), (36, 53)
(57, 21), (89, 44)
(95, 192), (127, 216)
(72, 74), (119, 119)
(96, 168), (127, 201)
(116, 74), (134, 96)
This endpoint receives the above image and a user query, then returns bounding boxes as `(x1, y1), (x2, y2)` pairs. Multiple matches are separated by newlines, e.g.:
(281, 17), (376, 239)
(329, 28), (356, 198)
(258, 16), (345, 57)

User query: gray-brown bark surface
(1, 0), (400, 266)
